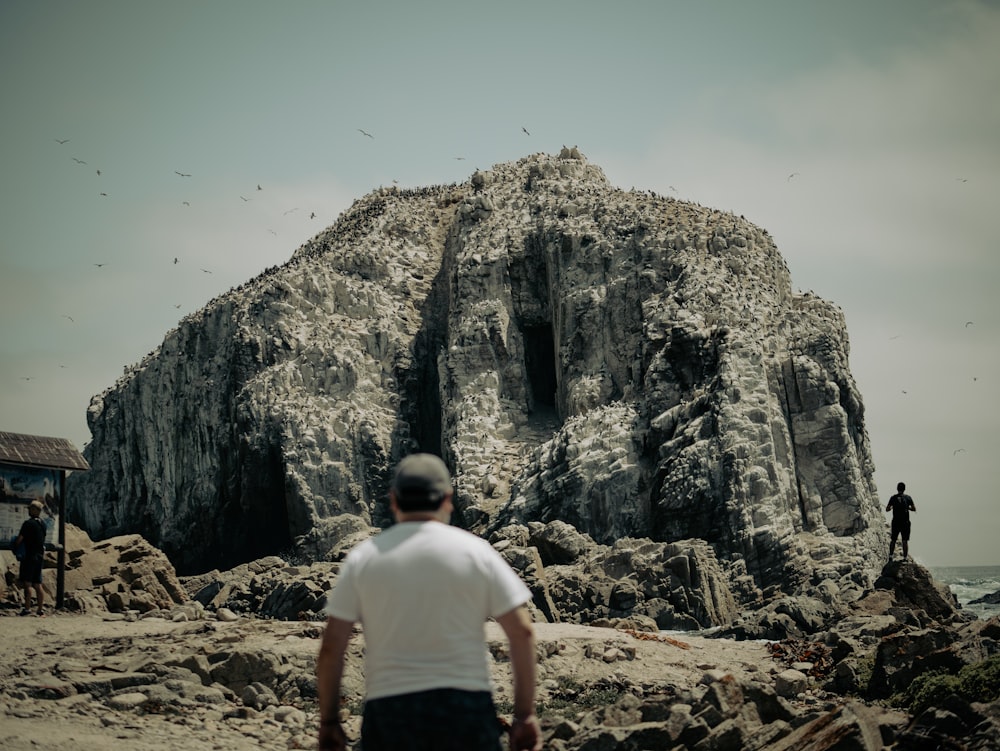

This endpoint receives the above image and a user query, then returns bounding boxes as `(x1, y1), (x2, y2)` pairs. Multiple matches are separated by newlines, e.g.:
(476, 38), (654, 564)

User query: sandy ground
(0, 610), (775, 750)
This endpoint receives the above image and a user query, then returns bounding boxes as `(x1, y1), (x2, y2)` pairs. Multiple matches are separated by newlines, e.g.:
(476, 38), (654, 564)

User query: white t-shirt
(324, 521), (532, 700)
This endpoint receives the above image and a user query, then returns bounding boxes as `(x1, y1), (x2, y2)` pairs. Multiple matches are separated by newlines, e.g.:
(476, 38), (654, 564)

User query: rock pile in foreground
(3, 528), (999, 749)
(0, 606), (996, 750)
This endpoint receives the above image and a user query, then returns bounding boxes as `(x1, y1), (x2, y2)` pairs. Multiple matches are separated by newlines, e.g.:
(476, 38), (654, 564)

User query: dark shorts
(890, 520), (911, 542)
(19, 556), (43, 585)
(361, 688), (503, 751)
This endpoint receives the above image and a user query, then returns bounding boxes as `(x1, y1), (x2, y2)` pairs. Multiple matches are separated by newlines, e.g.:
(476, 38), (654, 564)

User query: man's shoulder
(425, 523), (505, 556)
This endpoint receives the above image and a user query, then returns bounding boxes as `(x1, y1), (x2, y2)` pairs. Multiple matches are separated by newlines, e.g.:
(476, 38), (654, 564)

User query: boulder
(3, 523), (188, 613)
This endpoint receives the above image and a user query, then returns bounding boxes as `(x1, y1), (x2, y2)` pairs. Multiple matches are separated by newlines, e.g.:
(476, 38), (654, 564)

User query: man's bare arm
(316, 616), (355, 750)
(496, 605), (542, 750)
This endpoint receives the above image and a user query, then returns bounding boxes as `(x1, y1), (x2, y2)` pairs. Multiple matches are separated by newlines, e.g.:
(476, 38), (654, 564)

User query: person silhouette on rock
(886, 481), (916, 560)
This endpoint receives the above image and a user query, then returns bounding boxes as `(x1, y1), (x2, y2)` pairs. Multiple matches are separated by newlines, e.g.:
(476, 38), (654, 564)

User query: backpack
(9, 535), (26, 561)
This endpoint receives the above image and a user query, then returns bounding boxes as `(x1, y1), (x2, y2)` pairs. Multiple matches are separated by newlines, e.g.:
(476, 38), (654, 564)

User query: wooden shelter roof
(0, 431), (89, 472)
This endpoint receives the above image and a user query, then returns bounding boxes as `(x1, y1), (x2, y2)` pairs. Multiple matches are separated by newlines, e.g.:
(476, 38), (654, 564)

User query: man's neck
(395, 510), (449, 524)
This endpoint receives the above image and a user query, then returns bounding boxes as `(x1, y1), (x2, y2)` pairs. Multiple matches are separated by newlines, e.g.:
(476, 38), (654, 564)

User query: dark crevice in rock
(780, 356), (810, 531)
(406, 253), (450, 456)
(522, 324), (558, 412)
(414, 207), (458, 457)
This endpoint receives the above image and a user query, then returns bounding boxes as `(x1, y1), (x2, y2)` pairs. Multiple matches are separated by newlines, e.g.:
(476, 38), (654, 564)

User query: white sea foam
(931, 565), (1000, 620)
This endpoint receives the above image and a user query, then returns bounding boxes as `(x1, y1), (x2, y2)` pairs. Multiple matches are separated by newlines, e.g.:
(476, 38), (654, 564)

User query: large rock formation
(68, 149), (887, 608)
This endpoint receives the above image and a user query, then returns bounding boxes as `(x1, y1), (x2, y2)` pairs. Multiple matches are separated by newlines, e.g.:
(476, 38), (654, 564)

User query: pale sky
(1, 1), (997, 566)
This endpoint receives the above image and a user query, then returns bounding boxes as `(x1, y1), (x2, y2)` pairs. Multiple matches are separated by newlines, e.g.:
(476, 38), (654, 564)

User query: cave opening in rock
(522, 324), (558, 413)
(411, 335), (443, 453)
(406, 259), (448, 455)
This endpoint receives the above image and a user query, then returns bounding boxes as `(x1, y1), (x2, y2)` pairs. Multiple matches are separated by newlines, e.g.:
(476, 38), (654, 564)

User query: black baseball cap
(392, 453), (453, 509)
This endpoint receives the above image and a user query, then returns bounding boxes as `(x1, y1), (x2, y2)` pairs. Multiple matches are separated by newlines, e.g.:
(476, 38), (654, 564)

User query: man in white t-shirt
(317, 453), (541, 751)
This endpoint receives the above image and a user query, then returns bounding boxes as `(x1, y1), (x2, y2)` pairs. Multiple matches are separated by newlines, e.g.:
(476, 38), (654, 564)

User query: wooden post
(56, 471), (66, 609)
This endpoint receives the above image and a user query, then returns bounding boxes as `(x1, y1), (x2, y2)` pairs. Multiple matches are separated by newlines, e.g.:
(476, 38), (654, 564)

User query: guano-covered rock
(68, 149), (888, 616)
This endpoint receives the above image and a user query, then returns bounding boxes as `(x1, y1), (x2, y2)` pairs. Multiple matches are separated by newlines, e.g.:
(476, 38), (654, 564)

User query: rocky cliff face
(68, 149), (887, 605)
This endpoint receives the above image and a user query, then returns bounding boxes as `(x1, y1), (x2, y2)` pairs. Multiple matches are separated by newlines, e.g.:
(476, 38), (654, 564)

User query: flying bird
(99, 192), (108, 197)
(93, 263), (106, 268)
(200, 268), (212, 274)
(61, 314), (74, 322)
(956, 178), (968, 183)
(358, 129), (374, 138)
(283, 208), (298, 215)
(953, 448), (966, 455)
(72, 158), (87, 165)
(174, 304), (182, 309)
(173, 257), (178, 264)
(182, 201), (190, 206)
(54, 138), (69, 144)
(965, 321), (974, 327)
(175, 171), (191, 177)
(787, 172), (800, 181)
(257, 184), (262, 191)
(267, 229), (277, 236)
(522, 127), (530, 135)
(310, 212), (316, 219)
(96, 170), (101, 176)
(240, 195), (250, 202)
(454, 157), (466, 160)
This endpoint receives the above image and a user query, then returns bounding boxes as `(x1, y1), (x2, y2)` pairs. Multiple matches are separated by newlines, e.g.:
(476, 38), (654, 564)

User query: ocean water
(929, 565), (1000, 621)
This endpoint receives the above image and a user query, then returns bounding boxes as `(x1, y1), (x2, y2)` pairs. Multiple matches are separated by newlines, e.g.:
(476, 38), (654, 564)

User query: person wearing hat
(14, 499), (47, 616)
(317, 453), (541, 751)
(886, 481), (917, 560)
